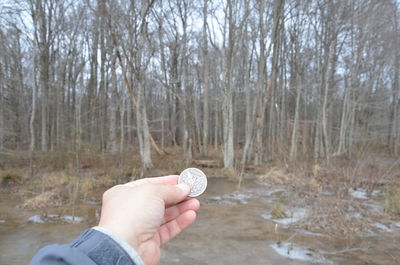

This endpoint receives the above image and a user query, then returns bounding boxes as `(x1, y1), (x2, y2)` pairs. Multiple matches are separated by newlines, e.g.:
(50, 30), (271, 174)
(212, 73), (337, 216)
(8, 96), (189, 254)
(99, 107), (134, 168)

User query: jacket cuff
(92, 226), (145, 265)
(69, 228), (144, 265)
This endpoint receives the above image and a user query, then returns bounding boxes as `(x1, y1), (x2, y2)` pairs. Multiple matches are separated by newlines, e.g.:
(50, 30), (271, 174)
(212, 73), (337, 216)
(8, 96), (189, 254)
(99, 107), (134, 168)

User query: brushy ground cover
(1, 146), (399, 237)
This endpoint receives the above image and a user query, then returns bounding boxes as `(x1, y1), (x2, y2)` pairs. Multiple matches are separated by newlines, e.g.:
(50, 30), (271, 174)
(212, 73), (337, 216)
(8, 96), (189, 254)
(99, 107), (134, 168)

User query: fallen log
(193, 159), (219, 168)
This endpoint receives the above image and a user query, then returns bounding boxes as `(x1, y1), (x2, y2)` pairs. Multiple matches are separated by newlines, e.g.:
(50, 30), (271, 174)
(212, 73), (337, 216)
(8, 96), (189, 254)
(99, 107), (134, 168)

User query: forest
(0, 0), (398, 170)
(1, 0), (400, 264)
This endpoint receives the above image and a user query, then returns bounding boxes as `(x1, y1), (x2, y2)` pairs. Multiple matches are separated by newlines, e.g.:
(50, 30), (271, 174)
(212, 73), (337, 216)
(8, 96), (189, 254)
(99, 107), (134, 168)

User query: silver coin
(178, 168), (207, 197)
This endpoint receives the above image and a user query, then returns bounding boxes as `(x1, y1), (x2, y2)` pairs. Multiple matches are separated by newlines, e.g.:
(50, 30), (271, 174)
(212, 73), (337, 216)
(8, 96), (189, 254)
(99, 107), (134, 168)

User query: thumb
(155, 183), (191, 206)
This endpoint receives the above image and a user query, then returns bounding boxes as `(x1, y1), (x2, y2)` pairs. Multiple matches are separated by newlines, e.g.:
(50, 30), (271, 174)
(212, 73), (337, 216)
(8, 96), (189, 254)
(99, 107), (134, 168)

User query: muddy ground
(1, 174), (399, 265)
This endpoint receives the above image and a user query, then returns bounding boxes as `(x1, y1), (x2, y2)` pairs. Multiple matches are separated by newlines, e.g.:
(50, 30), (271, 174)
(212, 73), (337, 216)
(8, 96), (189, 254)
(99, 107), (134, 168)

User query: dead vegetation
(21, 190), (64, 210)
(385, 186), (400, 216)
(271, 203), (287, 219)
(256, 153), (400, 237)
(0, 170), (24, 186)
(1, 147), (399, 240)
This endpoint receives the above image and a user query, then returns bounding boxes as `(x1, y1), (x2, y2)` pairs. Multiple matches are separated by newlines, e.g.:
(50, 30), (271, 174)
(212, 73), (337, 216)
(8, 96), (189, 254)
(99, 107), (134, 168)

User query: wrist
(93, 226), (145, 265)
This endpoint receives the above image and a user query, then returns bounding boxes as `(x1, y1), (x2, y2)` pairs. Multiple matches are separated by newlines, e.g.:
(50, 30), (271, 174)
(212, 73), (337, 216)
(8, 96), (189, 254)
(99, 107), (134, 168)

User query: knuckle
(102, 185), (119, 201)
(141, 183), (157, 193)
(102, 189), (112, 201)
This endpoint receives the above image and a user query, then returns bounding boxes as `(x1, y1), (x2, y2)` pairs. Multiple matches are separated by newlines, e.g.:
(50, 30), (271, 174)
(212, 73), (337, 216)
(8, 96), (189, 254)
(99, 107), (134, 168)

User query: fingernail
(176, 183), (190, 194)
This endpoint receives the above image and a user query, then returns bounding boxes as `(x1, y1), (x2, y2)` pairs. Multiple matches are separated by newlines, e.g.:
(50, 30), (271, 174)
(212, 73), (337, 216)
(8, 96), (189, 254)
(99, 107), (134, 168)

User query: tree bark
(222, 0), (236, 169)
(109, 55), (119, 153)
(289, 71), (302, 161)
(202, 0), (209, 156)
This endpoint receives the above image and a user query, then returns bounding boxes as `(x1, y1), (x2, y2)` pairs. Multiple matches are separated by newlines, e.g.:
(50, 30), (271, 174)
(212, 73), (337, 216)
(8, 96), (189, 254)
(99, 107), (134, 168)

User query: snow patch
(270, 242), (328, 263)
(371, 190), (383, 197)
(297, 229), (328, 237)
(372, 222), (392, 232)
(208, 190), (253, 205)
(28, 214), (83, 224)
(348, 188), (368, 199)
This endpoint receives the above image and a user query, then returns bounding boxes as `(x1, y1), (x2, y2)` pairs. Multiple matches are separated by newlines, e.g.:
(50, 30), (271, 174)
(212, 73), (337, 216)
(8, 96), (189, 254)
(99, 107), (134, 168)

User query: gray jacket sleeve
(29, 229), (138, 265)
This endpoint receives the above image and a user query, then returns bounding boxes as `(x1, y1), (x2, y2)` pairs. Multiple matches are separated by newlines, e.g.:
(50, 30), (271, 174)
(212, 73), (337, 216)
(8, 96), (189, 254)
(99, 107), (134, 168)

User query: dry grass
(255, 153), (400, 237)
(0, 170), (24, 186)
(303, 195), (371, 236)
(2, 146), (399, 239)
(384, 186), (400, 216)
(259, 167), (292, 185)
(19, 170), (119, 210)
(271, 203), (287, 219)
(21, 190), (64, 210)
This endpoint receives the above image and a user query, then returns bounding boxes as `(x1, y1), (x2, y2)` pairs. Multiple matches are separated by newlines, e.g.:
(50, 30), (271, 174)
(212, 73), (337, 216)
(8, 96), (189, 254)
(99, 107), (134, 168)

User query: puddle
(270, 242), (329, 263)
(28, 214), (84, 224)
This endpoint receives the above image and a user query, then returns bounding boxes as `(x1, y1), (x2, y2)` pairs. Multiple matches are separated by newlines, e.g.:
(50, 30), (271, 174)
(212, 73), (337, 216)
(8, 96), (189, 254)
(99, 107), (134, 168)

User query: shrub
(271, 203), (287, 219)
(384, 186), (400, 216)
(0, 170), (23, 186)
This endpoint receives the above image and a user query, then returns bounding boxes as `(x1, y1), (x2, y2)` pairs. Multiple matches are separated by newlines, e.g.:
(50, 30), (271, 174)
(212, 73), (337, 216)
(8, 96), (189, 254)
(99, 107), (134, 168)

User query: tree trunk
(30, 64), (37, 176)
(0, 65), (3, 150)
(35, 0), (51, 152)
(136, 81), (153, 169)
(120, 96), (126, 156)
(253, 0), (267, 165)
(202, 0), (209, 156)
(241, 33), (254, 166)
(321, 36), (336, 162)
(289, 71), (301, 161)
(109, 56), (119, 153)
(223, 0), (235, 169)
(214, 106), (219, 150)
(390, 19), (399, 154)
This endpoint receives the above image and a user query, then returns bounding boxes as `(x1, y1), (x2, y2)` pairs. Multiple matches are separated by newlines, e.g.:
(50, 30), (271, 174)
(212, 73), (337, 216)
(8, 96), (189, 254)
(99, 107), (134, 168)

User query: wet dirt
(1, 177), (399, 265)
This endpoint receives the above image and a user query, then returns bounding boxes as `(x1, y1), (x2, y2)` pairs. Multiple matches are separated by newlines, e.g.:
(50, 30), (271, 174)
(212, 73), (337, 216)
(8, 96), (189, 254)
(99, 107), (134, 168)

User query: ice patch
(365, 202), (382, 213)
(348, 212), (362, 218)
(270, 242), (327, 263)
(208, 191), (253, 205)
(297, 229), (327, 237)
(83, 197), (100, 205)
(320, 191), (335, 196)
(255, 180), (272, 187)
(28, 214), (83, 224)
(261, 188), (286, 196)
(348, 188), (368, 199)
(371, 190), (383, 197)
(372, 222), (392, 232)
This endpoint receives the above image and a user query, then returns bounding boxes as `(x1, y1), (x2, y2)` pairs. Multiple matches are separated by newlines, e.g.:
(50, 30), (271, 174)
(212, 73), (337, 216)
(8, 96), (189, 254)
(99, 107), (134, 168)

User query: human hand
(98, 175), (200, 265)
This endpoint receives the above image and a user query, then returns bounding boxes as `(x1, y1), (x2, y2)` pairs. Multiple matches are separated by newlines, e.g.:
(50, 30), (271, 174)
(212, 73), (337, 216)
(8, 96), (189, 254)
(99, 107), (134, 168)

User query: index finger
(123, 175), (179, 187)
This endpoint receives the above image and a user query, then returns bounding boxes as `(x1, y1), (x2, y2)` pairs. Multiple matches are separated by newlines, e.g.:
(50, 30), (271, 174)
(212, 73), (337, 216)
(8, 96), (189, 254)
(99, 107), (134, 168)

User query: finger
(123, 175), (179, 187)
(163, 198), (200, 224)
(155, 183), (191, 206)
(158, 210), (197, 245)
